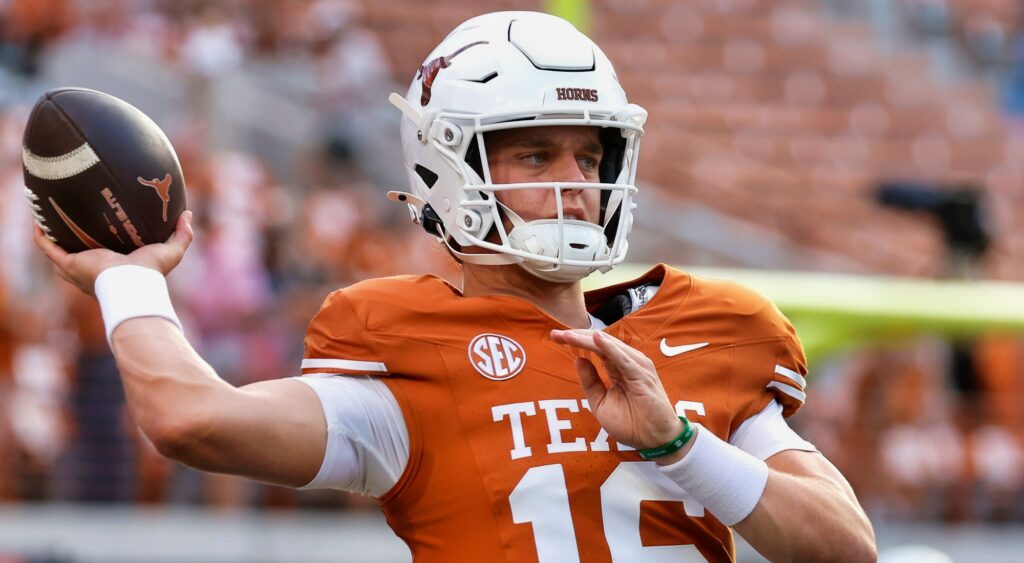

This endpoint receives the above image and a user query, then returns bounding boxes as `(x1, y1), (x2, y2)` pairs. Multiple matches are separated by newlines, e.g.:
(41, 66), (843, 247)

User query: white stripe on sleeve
(774, 364), (807, 389)
(767, 380), (806, 404)
(301, 358), (388, 373)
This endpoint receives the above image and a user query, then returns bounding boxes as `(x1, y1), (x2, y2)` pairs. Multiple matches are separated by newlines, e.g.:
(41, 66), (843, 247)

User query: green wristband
(638, 417), (694, 460)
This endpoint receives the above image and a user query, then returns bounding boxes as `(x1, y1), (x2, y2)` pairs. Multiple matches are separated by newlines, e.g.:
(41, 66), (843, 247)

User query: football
(22, 87), (186, 254)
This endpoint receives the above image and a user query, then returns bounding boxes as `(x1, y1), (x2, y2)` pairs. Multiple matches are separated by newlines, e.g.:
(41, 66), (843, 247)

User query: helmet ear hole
(415, 164), (439, 189)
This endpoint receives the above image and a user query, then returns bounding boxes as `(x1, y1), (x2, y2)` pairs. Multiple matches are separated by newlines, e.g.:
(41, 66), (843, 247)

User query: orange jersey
(302, 264), (807, 562)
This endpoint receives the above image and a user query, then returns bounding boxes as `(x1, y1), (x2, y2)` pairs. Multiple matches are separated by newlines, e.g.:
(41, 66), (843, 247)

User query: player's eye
(519, 152), (548, 166)
(577, 156), (599, 173)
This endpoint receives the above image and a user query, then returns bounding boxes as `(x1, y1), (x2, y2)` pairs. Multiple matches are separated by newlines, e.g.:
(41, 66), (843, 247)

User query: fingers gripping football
(551, 329), (683, 450)
(35, 211), (194, 296)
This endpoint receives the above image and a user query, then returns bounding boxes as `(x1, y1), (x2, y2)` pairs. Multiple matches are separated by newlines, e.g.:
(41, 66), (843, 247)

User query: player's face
(485, 126), (603, 225)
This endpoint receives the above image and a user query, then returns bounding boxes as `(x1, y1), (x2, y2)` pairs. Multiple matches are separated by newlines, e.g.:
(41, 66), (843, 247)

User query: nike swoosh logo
(660, 339), (709, 357)
(49, 197), (102, 249)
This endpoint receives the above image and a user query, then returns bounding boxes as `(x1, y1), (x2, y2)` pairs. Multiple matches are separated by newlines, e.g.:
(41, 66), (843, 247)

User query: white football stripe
(774, 364), (807, 388)
(300, 358), (388, 373)
(767, 381), (806, 404)
(23, 143), (100, 180)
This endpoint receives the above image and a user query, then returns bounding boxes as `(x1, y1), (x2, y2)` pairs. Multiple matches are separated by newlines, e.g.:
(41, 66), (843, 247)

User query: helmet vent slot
(415, 164), (439, 189)
(466, 71), (498, 84)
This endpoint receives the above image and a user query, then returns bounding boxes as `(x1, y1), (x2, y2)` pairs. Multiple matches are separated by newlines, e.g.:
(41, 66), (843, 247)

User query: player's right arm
(34, 213), (328, 487)
(111, 317), (326, 486)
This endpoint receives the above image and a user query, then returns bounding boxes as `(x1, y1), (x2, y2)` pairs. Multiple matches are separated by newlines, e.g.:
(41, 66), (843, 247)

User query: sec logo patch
(468, 333), (526, 381)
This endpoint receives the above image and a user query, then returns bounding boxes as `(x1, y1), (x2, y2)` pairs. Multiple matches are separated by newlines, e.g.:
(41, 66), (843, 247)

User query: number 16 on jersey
(510, 462), (709, 562)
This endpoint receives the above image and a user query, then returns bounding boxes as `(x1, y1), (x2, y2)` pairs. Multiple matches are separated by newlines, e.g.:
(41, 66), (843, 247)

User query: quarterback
(36, 12), (875, 563)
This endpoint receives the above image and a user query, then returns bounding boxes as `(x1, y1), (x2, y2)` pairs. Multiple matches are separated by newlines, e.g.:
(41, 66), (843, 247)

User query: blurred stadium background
(1, 0), (1024, 561)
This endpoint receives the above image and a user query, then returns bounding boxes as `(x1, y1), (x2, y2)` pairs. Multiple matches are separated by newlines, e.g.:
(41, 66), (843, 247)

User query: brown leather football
(22, 88), (187, 253)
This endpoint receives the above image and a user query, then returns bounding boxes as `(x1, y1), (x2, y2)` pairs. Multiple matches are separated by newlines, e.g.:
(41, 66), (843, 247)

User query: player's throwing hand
(34, 210), (194, 296)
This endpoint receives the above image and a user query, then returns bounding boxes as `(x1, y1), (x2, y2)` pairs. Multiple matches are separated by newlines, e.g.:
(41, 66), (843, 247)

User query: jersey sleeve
(302, 289), (389, 376)
(729, 400), (817, 460)
(729, 296), (810, 433)
(293, 375), (409, 497)
(766, 317), (807, 417)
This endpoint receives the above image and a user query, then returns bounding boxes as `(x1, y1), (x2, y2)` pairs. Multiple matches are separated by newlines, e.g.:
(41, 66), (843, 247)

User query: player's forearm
(111, 317), (235, 462)
(655, 427), (874, 562)
(733, 471), (876, 563)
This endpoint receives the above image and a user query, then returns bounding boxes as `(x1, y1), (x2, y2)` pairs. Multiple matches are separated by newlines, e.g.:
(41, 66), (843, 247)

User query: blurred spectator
(974, 334), (1024, 430)
(959, 12), (1010, 66)
(53, 289), (130, 502)
(8, 329), (69, 500)
(0, 0), (75, 76)
(180, 2), (245, 79)
(295, 178), (372, 283)
(0, 275), (15, 501)
(968, 422), (1024, 520)
(305, 0), (391, 163)
(180, 1), (245, 119)
(900, 0), (953, 36)
(1004, 29), (1024, 116)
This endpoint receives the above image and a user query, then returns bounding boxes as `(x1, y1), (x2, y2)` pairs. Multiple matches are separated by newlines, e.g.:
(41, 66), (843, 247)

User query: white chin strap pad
(508, 220), (611, 283)
(509, 220), (607, 259)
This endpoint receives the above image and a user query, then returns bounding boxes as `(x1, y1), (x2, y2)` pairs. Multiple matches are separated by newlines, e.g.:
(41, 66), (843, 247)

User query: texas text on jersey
(301, 264), (807, 562)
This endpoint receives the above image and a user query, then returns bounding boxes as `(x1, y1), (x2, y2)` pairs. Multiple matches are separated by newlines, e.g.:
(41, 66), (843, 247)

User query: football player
(35, 11), (875, 562)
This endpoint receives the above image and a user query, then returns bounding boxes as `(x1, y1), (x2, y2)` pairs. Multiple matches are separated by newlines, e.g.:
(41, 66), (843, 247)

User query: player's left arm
(732, 448), (874, 563)
(551, 328), (876, 563)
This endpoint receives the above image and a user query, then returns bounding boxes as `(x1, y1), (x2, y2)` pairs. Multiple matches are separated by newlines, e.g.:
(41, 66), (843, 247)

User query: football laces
(24, 186), (56, 240)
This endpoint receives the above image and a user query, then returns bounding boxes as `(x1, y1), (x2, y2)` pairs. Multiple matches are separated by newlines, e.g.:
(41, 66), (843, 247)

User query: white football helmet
(387, 11), (647, 283)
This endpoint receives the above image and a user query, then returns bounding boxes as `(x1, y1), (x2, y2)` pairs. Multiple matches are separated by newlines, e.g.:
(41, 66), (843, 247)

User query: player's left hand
(550, 329), (685, 451)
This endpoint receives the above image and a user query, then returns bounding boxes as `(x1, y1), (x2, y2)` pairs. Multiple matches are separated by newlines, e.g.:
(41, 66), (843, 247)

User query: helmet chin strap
(387, 190), (521, 266)
(449, 244), (524, 266)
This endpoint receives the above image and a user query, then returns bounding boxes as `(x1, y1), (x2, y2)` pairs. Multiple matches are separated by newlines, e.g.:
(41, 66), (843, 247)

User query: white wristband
(657, 423), (769, 526)
(94, 264), (183, 349)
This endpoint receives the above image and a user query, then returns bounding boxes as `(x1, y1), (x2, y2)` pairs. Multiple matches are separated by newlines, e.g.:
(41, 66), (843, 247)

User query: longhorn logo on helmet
(417, 41), (489, 106)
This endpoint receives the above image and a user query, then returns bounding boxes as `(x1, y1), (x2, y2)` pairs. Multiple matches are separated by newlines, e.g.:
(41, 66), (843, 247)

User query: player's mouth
(554, 207), (587, 221)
